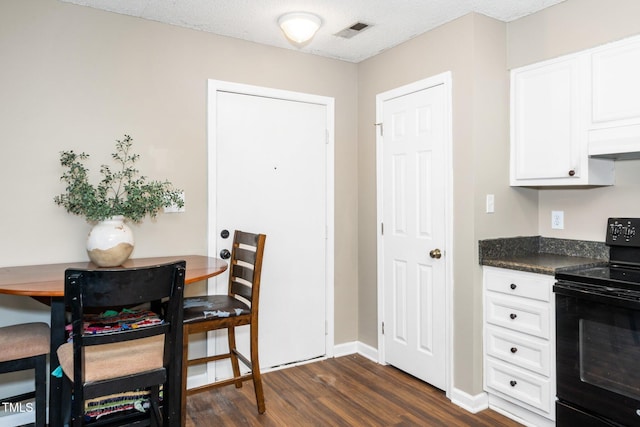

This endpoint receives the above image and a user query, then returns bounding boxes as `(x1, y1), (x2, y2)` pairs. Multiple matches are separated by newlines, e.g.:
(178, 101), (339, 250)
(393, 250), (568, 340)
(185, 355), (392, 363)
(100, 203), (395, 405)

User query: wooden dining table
(0, 255), (228, 427)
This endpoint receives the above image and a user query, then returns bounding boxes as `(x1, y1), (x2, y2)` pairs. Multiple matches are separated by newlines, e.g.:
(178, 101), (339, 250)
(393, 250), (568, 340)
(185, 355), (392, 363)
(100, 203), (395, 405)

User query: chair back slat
(235, 231), (260, 247)
(65, 262), (180, 308)
(234, 247), (256, 264)
(231, 263), (255, 284)
(230, 281), (253, 301)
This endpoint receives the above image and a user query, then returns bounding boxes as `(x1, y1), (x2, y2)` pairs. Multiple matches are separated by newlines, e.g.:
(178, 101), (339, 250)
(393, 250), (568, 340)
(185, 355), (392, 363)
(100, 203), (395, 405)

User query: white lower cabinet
(483, 267), (555, 426)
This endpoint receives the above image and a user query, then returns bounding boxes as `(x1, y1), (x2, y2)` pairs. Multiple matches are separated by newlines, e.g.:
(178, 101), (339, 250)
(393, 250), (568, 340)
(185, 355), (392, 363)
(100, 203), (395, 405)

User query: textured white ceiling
(59, 0), (566, 63)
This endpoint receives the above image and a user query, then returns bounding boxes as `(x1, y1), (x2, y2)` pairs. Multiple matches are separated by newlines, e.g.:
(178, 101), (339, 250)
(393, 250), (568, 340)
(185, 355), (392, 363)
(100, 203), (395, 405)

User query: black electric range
(554, 218), (640, 427)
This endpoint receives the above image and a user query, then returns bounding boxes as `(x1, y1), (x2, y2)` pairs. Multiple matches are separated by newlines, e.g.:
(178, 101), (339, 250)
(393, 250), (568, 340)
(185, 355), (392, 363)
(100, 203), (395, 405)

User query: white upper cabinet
(589, 36), (640, 158)
(510, 34), (640, 186)
(510, 54), (614, 186)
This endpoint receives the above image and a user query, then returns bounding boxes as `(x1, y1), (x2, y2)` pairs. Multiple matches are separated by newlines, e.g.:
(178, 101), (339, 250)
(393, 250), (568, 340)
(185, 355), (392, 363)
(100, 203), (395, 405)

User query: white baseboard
(333, 341), (358, 357)
(449, 388), (489, 414)
(333, 340), (378, 362)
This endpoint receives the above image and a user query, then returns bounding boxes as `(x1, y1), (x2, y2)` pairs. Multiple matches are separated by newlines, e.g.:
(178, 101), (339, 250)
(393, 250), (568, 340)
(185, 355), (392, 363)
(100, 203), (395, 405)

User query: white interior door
(377, 77), (450, 390)
(208, 81), (334, 374)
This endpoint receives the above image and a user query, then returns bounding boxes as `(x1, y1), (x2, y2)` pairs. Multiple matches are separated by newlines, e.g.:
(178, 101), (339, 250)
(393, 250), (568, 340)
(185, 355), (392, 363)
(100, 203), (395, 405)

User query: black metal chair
(181, 231), (266, 422)
(0, 322), (50, 427)
(56, 260), (186, 427)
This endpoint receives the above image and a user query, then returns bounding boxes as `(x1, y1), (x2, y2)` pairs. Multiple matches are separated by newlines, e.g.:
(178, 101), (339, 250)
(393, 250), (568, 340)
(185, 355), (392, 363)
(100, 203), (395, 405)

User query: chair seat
(183, 295), (250, 323)
(0, 322), (50, 362)
(57, 335), (164, 383)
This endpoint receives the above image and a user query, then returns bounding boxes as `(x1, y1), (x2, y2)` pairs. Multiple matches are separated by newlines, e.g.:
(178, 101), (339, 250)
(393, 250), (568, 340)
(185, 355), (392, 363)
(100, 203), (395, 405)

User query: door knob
(220, 249), (231, 260)
(429, 249), (442, 259)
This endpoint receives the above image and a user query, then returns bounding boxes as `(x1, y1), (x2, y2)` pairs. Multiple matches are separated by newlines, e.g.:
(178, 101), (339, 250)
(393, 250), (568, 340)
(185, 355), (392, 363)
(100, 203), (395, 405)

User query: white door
(377, 77), (449, 390)
(208, 81), (334, 373)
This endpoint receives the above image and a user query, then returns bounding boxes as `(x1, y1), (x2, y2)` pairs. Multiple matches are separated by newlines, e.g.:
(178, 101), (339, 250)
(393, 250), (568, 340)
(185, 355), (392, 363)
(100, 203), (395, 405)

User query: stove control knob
(610, 222), (623, 240)
(624, 226), (636, 241)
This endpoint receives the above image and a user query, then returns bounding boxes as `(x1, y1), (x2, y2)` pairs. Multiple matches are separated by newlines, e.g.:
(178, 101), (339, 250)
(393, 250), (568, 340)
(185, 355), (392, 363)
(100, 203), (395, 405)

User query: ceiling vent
(334, 22), (371, 39)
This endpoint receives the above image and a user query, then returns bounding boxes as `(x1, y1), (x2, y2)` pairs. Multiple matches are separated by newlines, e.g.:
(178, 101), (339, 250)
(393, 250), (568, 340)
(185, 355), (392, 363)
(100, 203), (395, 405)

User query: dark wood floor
(185, 354), (523, 426)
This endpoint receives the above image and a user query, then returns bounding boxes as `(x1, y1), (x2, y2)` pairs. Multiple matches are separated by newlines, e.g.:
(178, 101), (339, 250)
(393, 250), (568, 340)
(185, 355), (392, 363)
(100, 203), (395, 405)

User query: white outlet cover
(551, 210), (564, 229)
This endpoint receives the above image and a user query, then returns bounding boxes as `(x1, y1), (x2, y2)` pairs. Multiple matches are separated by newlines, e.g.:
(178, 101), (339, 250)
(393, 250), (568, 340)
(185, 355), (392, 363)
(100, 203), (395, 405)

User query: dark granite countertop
(479, 236), (609, 275)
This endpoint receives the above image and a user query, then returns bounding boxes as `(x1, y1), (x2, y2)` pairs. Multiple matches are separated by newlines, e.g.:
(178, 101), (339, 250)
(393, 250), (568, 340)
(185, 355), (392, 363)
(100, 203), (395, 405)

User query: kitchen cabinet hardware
(510, 380), (518, 387)
(510, 347), (518, 353)
(510, 313), (518, 320)
(510, 283), (517, 290)
(568, 170), (575, 176)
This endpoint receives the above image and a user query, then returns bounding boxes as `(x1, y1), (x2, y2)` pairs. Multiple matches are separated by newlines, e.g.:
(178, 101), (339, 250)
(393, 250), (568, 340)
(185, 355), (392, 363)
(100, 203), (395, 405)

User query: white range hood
(589, 124), (640, 160)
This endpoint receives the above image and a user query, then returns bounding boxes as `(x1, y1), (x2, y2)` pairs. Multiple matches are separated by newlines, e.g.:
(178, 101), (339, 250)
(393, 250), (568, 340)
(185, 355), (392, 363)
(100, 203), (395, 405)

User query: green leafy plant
(54, 135), (184, 223)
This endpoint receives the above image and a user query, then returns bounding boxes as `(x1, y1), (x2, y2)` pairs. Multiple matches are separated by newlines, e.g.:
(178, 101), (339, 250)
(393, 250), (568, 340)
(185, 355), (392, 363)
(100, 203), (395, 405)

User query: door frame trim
(375, 72), (453, 396)
(207, 79), (335, 358)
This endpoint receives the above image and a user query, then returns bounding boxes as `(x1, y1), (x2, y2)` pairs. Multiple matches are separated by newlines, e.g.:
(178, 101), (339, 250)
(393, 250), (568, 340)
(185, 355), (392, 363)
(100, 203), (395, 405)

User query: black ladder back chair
(0, 322), (50, 427)
(57, 260), (186, 427)
(181, 231), (266, 422)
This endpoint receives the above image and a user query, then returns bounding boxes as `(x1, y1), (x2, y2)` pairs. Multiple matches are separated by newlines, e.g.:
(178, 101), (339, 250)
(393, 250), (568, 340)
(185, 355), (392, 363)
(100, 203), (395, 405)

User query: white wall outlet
(486, 194), (495, 214)
(551, 210), (564, 229)
(164, 191), (185, 213)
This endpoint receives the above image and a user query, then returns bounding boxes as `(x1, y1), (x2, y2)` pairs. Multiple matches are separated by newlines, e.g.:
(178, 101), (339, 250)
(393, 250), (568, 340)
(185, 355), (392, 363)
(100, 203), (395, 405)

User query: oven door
(555, 280), (640, 426)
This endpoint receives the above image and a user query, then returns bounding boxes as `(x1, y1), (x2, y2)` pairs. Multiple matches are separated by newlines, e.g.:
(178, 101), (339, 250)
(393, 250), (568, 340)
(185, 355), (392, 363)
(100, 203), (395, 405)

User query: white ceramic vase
(86, 215), (134, 267)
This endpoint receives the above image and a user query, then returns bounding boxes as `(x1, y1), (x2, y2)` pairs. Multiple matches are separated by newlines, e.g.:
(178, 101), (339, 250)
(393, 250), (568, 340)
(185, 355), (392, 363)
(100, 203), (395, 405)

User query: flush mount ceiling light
(278, 12), (322, 44)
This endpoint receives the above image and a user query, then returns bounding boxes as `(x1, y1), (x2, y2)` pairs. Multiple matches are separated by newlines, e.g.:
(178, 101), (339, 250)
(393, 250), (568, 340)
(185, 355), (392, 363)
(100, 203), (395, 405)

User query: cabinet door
(589, 36), (640, 157)
(591, 37), (640, 125)
(511, 55), (584, 185)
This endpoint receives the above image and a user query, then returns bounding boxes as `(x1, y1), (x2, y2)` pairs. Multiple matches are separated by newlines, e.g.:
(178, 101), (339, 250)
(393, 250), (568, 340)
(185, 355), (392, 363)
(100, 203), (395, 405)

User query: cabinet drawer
(484, 267), (552, 302)
(485, 292), (550, 339)
(485, 325), (551, 376)
(485, 358), (552, 415)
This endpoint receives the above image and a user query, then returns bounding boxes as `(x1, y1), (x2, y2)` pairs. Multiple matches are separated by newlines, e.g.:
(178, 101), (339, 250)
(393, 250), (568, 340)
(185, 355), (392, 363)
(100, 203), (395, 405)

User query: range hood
(589, 123), (640, 160)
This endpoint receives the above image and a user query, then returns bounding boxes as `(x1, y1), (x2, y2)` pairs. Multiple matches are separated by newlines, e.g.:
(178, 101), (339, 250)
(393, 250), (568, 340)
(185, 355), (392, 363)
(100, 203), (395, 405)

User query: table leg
(48, 297), (65, 427)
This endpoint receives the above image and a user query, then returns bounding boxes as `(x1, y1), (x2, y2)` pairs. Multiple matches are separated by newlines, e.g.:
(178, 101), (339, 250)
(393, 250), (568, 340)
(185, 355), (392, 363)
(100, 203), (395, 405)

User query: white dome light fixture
(278, 12), (322, 44)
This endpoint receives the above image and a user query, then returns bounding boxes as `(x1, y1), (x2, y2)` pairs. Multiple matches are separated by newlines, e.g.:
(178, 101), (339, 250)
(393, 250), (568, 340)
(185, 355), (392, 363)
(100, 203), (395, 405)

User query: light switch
(486, 194), (495, 214)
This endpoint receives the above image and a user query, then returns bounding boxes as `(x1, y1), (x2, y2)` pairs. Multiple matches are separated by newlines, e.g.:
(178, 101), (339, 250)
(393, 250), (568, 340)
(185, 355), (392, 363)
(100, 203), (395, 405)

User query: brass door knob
(429, 249), (442, 259)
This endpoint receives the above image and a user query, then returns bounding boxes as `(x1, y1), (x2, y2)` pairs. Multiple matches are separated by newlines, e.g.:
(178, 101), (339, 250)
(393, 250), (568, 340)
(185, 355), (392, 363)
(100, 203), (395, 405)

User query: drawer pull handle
(510, 380), (517, 387)
(510, 283), (517, 290)
(509, 313), (517, 320)
(510, 347), (518, 353)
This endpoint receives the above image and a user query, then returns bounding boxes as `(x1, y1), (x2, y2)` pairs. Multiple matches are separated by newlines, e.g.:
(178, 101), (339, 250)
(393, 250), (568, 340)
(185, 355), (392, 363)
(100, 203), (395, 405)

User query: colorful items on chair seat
(65, 308), (163, 340)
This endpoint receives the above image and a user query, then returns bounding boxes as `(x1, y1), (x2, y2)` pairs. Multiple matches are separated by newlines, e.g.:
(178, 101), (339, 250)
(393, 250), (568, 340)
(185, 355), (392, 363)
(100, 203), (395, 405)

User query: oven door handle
(555, 281), (640, 309)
